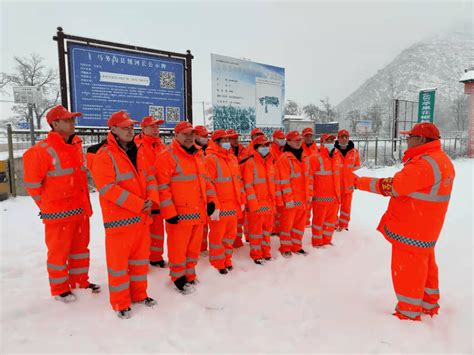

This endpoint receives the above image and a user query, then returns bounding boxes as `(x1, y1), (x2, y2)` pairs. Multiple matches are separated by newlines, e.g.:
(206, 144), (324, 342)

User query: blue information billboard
(67, 42), (186, 128)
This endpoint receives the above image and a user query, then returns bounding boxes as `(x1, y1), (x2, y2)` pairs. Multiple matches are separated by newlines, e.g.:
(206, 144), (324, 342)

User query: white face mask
(258, 146), (270, 157)
(276, 138), (286, 147)
(196, 136), (208, 146)
(221, 142), (231, 150)
(324, 143), (334, 151)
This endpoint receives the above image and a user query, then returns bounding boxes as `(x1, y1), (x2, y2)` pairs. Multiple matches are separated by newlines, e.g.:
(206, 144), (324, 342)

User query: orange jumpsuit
(309, 146), (342, 246)
(270, 142), (285, 235)
(336, 142), (360, 229)
(155, 139), (217, 282)
(205, 141), (245, 269)
(241, 148), (276, 260)
(90, 132), (159, 311)
(303, 142), (319, 224)
(134, 133), (167, 263)
(232, 143), (250, 248)
(275, 149), (312, 253)
(356, 140), (454, 320)
(23, 131), (92, 296)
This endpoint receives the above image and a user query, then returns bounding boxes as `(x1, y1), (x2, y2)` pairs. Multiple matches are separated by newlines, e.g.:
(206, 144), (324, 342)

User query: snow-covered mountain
(336, 28), (473, 122)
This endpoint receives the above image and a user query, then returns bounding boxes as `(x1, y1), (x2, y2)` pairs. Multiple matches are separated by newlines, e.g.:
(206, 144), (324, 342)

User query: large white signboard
(211, 54), (285, 134)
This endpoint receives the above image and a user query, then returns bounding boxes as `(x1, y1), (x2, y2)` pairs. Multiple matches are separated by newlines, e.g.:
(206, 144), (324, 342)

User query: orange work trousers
(233, 217), (244, 248)
(105, 220), (150, 311)
(391, 246), (440, 320)
(45, 216), (91, 296)
(273, 206), (284, 235)
(150, 212), (165, 262)
(208, 217), (237, 269)
(311, 202), (338, 246)
(279, 207), (307, 253)
(247, 213), (273, 260)
(201, 223), (209, 252)
(166, 222), (203, 282)
(338, 193), (353, 229)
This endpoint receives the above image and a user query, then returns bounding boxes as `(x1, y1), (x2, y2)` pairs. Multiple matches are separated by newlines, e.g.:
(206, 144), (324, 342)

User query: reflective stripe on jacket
(205, 140), (245, 219)
(339, 145), (361, 194)
(357, 140), (455, 253)
(242, 147), (276, 214)
(309, 146), (342, 203)
(90, 132), (157, 229)
(155, 139), (217, 224)
(275, 150), (312, 209)
(23, 131), (91, 223)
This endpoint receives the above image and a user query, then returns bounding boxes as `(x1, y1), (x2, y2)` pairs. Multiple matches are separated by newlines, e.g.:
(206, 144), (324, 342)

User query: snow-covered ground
(1, 160), (472, 354)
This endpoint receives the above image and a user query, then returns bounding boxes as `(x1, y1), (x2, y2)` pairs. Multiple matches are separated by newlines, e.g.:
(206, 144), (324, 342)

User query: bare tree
(302, 104), (320, 121)
(284, 100), (302, 116)
(450, 94), (468, 131)
(346, 109), (361, 132)
(367, 104), (383, 134)
(319, 97), (336, 123)
(1, 53), (60, 129)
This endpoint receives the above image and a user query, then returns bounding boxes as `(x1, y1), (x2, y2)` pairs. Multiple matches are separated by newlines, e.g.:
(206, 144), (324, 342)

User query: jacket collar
(207, 140), (231, 158)
(47, 131), (81, 146)
(402, 139), (441, 163)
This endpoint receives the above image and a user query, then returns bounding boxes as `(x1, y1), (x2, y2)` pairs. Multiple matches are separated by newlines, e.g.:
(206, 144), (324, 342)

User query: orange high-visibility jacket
(303, 142), (319, 156)
(23, 131), (92, 223)
(155, 139), (217, 224)
(90, 132), (159, 228)
(275, 150), (313, 209)
(242, 147), (276, 214)
(357, 140), (455, 253)
(233, 144), (249, 164)
(309, 146), (342, 204)
(205, 140), (246, 219)
(270, 142), (284, 164)
(134, 133), (166, 209)
(338, 144), (361, 194)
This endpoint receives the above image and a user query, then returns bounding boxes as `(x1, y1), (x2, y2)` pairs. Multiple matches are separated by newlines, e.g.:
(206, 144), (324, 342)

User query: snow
(1, 160), (473, 354)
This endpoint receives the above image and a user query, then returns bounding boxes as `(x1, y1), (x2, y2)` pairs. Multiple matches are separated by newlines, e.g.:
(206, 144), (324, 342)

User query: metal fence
(1, 123), (470, 198)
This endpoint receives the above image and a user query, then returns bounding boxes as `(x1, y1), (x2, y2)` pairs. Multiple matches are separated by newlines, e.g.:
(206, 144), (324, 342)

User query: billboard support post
(56, 27), (68, 109)
(186, 50), (193, 124)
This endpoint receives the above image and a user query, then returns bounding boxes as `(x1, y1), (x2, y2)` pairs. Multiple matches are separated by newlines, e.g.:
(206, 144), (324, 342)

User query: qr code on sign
(160, 71), (175, 89)
(149, 106), (164, 120)
(166, 107), (180, 122)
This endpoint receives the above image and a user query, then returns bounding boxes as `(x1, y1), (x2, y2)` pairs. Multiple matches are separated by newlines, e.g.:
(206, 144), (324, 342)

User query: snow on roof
(460, 69), (474, 82)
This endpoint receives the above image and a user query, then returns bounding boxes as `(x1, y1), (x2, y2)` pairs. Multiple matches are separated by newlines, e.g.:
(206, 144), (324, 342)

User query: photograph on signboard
(67, 42), (186, 127)
(211, 54), (285, 133)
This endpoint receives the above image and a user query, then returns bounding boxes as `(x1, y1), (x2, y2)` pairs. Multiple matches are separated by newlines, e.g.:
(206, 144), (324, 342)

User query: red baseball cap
(338, 129), (350, 137)
(141, 116), (165, 128)
(194, 125), (209, 137)
(226, 129), (239, 138)
(175, 121), (195, 134)
(286, 131), (302, 141)
(272, 130), (285, 139)
(211, 129), (230, 141)
(320, 133), (336, 143)
(251, 128), (264, 137)
(253, 135), (270, 146)
(107, 111), (139, 127)
(46, 105), (82, 124)
(400, 122), (440, 140)
(302, 127), (314, 136)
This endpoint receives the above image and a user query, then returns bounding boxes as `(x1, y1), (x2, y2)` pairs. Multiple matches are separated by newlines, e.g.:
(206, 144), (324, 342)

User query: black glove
(166, 215), (179, 224)
(151, 209), (160, 215)
(206, 202), (216, 216)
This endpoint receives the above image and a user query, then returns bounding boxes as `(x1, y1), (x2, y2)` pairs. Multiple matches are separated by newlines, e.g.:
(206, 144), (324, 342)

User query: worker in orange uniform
(302, 127), (319, 156)
(90, 111), (159, 319)
(270, 129), (286, 235)
(354, 123), (454, 321)
(23, 105), (100, 303)
(241, 135), (276, 265)
(205, 129), (246, 274)
(334, 129), (360, 231)
(194, 125), (211, 252)
(227, 128), (249, 248)
(275, 131), (313, 257)
(309, 133), (342, 247)
(250, 127), (265, 142)
(134, 116), (167, 267)
(155, 121), (218, 294)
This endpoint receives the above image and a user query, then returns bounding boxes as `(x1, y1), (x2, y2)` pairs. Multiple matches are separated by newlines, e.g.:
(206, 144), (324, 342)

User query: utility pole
(28, 103), (36, 146)
(202, 101), (206, 127)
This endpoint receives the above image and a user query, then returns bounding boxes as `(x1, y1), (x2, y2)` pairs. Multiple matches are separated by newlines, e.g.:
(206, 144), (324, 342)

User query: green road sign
(418, 89), (436, 122)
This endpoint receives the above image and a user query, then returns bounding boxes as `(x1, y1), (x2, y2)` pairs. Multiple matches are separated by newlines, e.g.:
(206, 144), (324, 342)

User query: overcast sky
(1, 0), (471, 124)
